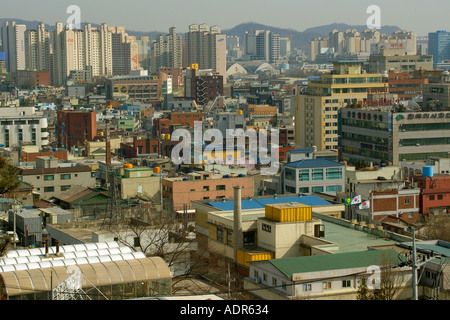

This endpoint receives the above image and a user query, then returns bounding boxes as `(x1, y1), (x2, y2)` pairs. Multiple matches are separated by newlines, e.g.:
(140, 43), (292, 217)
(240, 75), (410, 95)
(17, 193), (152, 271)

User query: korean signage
(396, 112), (450, 121)
(358, 99), (400, 107)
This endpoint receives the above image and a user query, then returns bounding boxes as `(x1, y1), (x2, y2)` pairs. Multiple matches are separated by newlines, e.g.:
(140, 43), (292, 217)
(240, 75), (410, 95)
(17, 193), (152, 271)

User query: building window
(312, 186), (324, 193)
(272, 278), (277, 287)
(60, 185), (71, 191)
(323, 282), (331, 290)
(282, 281), (287, 291)
(404, 198), (410, 204)
(216, 185), (226, 191)
(299, 169), (309, 181)
(326, 168), (342, 180)
(44, 175), (54, 181)
(326, 185), (342, 192)
(243, 231), (255, 247)
(342, 280), (352, 288)
(203, 186), (209, 191)
(60, 174), (71, 180)
(303, 283), (312, 292)
(286, 186), (296, 193)
(227, 230), (232, 246)
(437, 195), (443, 200)
(217, 227), (224, 242)
(299, 187), (309, 193)
(312, 169), (324, 181)
(263, 273), (268, 282)
(44, 186), (55, 193)
(429, 195), (435, 200)
(285, 168), (296, 181)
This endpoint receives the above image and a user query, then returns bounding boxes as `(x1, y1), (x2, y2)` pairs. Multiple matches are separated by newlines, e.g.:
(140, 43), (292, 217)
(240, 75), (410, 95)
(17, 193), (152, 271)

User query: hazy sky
(1, 0), (448, 36)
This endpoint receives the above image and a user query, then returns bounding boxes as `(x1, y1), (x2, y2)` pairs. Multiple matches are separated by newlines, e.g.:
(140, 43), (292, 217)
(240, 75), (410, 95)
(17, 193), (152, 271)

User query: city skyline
(0, 0), (449, 36)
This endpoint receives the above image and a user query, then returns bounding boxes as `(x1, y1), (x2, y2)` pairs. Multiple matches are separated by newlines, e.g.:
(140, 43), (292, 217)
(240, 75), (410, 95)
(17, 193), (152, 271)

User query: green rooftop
(269, 249), (401, 278)
(320, 220), (406, 253)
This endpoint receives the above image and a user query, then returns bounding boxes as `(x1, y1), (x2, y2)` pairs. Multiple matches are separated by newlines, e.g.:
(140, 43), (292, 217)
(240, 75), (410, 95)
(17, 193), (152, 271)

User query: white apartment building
(25, 23), (51, 72)
(51, 22), (139, 86)
(0, 105), (49, 149)
(151, 27), (183, 73)
(1, 21), (26, 73)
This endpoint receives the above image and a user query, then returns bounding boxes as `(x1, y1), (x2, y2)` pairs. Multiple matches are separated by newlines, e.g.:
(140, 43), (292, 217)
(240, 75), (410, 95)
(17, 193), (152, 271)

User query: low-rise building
(244, 249), (412, 300)
(163, 171), (254, 211)
(19, 156), (96, 200)
(411, 173), (450, 215)
(0, 105), (49, 149)
(117, 165), (162, 200)
(282, 158), (345, 194)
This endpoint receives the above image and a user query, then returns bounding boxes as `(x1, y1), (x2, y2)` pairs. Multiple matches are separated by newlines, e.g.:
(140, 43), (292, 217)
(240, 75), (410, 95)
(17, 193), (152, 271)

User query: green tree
(0, 236), (12, 257)
(0, 154), (21, 196)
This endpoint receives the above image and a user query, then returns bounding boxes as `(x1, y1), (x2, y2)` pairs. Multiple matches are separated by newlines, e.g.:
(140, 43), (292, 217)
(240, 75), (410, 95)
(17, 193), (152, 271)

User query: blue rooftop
(285, 158), (344, 169)
(207, 195), (332, 211)
(288, 148), (313, 154)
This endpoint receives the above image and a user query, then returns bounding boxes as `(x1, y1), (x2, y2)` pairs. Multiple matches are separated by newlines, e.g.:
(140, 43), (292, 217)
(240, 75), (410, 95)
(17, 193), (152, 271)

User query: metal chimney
(55, 239), (61, 256)
(233, 186), (243, 262)
(44, 237), (49, 257)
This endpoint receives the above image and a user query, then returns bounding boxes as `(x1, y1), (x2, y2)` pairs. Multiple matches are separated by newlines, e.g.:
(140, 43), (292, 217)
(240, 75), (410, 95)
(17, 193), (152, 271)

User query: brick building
(56, 110), (97, 151)
(411, 174), (450, 215)
(184, 67), (224, 106)
(16, 70), (50, 88)
(385, 71), (429, 101)
(366, 189), (421, 224)
(152, 111), (202, 138)
(121, 137), (159, 158)
(162, 171), (254, 211)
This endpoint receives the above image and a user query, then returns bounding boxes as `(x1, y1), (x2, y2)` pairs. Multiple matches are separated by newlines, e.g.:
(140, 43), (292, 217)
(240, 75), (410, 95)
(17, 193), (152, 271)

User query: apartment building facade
(151, 27), (183, 73)
(1, 21), (26, 73)
(339, 107), (450, 166)
(294, 60), (386, 151)
(185, 24), (226, 78)
(0, 105), (49, 149)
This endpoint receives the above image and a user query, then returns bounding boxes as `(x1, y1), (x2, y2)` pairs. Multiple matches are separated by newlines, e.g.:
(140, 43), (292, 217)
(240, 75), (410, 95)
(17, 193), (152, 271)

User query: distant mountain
(223, 22), (402, 51)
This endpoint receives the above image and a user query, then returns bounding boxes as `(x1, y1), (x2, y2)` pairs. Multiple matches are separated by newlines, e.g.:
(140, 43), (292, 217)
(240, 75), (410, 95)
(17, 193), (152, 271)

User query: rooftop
(285, 158), (345, 169)
(268, 249), (401, 278)
(319, 219), (404, 254)
(205, 195), (332, 211)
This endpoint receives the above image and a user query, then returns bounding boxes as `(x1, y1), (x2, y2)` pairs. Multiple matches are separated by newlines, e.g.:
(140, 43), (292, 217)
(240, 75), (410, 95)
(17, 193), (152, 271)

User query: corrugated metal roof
(206, 195), (331, 211)
(268, 249), (401, 278)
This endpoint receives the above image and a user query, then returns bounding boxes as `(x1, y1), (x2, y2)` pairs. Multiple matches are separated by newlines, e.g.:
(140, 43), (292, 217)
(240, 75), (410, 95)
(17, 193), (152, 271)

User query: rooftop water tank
(422, 166), (433, 177)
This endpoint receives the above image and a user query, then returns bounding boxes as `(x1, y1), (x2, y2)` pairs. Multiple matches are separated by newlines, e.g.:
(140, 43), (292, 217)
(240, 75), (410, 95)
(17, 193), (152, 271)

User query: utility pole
(412, 227), (418, 300)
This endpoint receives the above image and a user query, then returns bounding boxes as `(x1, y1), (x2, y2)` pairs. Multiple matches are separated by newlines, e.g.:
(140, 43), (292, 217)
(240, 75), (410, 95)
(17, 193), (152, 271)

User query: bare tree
(421, 214), (450, 242)
(105, 204), (219, 295)
(357, 255), (404, 300)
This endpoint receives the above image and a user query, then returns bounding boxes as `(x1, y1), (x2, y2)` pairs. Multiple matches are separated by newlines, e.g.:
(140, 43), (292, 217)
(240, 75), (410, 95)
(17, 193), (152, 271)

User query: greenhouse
(0, 242), (172, 300)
